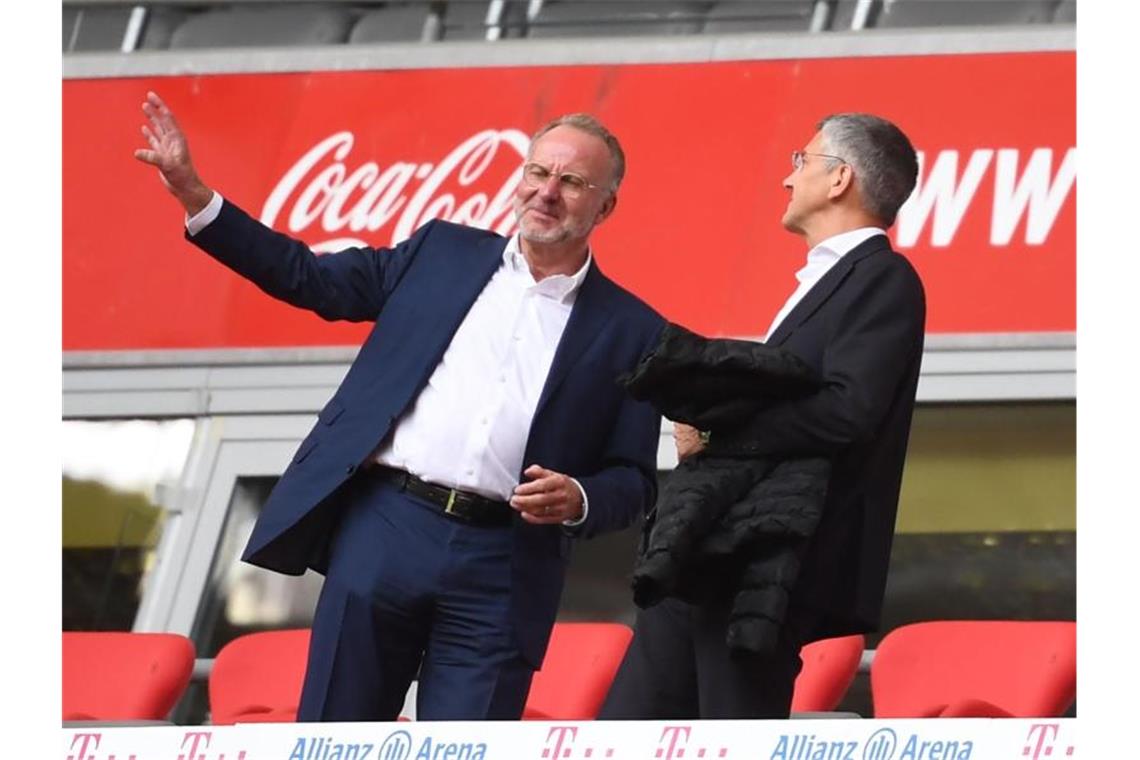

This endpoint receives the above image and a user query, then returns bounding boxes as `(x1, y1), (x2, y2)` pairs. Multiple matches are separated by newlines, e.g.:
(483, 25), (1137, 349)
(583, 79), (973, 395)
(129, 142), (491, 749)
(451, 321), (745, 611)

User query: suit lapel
(767, 234), (888, 346)
(533, 261), (615, 418)
(452, 233), (508, 301)
(425, 232), (505, 330)
(387, 231), (507, 374)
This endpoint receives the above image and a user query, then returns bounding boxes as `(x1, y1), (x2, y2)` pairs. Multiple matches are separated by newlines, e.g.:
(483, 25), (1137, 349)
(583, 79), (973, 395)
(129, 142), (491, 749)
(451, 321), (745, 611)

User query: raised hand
(133, 91), (213, 216)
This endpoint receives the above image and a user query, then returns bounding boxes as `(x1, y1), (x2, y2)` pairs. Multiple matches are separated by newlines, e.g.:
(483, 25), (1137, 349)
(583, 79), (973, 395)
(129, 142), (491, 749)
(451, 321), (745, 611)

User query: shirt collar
(794, 227), (885, 285)
(504, 233), (593, 303)
(809, 227), (887, 260)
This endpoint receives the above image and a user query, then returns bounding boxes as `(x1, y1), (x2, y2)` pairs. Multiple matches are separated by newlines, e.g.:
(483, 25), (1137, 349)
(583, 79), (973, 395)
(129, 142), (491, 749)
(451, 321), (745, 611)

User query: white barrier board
(63, 718), (1076, 760)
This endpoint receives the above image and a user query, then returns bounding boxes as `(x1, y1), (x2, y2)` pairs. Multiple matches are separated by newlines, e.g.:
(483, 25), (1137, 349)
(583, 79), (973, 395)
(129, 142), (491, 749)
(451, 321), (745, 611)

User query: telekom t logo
(67, 733), (137, 760)
(178, 730), (247, 760)
(657, 725), (727, 759)
(658, 726), (691, 759)
(541, 726), (615, 759)
(543, 726), (578, 759)
(68, 733), (111, 760)
(1023, 723), (1074, 759)
(179, 731), (212, 760)
(68, 729), (247, 760)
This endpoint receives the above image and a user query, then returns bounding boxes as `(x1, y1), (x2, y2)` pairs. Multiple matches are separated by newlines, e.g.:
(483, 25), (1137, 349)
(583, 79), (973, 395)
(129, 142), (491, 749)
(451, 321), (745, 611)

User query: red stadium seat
(63, 631), (195, 721)
(791, 634), (865, 712)
(208, 629), (310, 725)
(523, 622), (634, 720)
(210, 623), (633, 722)
(870, 620), (1076, 718)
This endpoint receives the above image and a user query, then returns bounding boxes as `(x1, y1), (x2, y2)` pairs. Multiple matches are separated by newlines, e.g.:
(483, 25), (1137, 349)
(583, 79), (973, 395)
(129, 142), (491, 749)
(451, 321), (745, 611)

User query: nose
(782, 171), (795, 189)
(537, 173), (562, 200)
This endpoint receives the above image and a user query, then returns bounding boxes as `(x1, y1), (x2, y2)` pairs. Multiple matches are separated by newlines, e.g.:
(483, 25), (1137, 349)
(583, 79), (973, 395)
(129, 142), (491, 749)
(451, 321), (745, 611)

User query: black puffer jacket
(623, 323), (832, 655)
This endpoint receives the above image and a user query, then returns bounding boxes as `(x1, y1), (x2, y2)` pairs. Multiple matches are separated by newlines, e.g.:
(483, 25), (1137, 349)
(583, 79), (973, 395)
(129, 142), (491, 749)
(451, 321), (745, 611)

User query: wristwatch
(698, 429), (712, 446)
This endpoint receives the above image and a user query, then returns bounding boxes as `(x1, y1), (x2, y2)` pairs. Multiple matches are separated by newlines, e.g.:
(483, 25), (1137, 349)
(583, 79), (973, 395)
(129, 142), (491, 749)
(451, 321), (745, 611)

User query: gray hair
(529, 113), (626, 194)
(817, 113), (918, 227)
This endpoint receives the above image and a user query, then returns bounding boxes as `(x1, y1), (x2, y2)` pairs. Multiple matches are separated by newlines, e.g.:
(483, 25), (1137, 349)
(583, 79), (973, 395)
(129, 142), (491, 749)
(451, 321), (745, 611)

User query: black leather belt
(372, 466), (514, 528)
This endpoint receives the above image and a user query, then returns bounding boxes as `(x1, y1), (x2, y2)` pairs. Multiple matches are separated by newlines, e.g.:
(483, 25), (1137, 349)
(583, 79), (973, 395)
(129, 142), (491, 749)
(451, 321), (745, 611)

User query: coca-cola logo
(260, 129), (530, 252)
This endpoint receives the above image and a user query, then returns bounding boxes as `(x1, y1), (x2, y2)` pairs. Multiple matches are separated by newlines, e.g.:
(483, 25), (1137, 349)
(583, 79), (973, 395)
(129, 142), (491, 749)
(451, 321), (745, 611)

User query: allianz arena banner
(62, 52), (1074, 351)
(62, 718), (1076, 760)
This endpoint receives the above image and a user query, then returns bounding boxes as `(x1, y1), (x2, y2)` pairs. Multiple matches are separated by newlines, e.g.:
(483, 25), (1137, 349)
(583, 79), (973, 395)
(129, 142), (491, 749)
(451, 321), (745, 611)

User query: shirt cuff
(562, 478), (589, 527)
(185, 191), (224, 236)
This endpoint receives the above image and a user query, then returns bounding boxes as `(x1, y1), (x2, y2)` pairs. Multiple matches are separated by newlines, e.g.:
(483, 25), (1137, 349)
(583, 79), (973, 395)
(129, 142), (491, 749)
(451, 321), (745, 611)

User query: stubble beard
(519, 219), (571, 244)
(514, 201), (592, 245)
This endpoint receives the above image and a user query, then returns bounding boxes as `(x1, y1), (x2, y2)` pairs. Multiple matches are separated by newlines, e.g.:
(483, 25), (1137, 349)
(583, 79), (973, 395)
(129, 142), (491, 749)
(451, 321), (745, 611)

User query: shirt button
(466, 468), (475, 476)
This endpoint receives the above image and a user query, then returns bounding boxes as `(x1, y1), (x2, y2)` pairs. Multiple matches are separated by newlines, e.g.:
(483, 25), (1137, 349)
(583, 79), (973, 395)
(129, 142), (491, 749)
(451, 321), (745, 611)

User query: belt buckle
(445, 488), (459, 516)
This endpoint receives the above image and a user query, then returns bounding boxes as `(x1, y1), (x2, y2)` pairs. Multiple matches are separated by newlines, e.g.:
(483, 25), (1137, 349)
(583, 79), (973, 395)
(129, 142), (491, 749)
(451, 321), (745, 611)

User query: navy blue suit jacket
(189, 201), (665, 664)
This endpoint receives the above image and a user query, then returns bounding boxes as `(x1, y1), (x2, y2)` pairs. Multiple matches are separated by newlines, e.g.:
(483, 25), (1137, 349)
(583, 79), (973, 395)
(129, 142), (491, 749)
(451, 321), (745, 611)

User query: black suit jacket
(710, 233), (926, 641)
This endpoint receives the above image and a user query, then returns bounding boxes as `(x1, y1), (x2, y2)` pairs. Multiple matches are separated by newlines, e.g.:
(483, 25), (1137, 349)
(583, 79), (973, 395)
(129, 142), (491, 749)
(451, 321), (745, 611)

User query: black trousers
(599, 596), (812, 719)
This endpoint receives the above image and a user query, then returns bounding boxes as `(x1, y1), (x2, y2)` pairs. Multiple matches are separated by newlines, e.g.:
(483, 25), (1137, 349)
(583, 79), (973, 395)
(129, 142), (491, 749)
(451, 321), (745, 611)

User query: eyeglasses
(520, 162), (604, 200)
(791, 150), (848, 171)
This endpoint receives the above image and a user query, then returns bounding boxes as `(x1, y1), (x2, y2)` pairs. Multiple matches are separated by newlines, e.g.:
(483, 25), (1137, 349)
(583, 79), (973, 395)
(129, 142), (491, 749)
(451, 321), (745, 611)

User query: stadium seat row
(63, 0), (1077, 54)
(62, 619), (1075, 723)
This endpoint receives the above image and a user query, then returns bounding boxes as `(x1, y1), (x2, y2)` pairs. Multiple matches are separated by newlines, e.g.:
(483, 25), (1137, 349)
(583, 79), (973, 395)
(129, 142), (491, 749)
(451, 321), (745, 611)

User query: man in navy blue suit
(135, 92), (664, 721)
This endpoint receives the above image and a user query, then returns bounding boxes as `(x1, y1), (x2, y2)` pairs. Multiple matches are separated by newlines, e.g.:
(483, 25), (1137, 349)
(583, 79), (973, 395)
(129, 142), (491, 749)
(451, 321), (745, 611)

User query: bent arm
(714, 258), (926, 458)
(189, 199), (430, 322)
(570, 392), (662, 539)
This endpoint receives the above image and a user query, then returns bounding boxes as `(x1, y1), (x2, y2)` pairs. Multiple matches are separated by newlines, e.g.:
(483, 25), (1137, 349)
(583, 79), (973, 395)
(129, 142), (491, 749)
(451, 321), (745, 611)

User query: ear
(596, 193), (618, 225)
(827, 163), (855, 200)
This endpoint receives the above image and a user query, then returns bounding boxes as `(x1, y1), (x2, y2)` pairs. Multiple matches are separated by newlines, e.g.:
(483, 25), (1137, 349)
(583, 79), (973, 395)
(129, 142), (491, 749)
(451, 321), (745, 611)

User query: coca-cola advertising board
(63, 53), (1074, 351)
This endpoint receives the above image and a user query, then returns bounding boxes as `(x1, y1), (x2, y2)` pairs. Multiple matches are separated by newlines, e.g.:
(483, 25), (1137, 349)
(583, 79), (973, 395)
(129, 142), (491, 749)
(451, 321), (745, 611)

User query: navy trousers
(296, 475), (535, 721)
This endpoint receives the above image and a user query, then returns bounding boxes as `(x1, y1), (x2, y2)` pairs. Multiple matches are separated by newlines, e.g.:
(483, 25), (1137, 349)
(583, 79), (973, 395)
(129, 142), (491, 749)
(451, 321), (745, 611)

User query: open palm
(134, 91), (199, 193)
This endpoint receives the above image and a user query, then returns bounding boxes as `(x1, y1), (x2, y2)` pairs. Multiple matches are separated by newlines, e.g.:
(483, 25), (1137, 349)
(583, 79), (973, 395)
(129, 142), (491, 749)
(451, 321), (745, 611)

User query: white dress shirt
(372, 233), (590, 504)
(186, 190), (224, 235)
(187, 193), (590, 522)
(763, 227), (886, 341)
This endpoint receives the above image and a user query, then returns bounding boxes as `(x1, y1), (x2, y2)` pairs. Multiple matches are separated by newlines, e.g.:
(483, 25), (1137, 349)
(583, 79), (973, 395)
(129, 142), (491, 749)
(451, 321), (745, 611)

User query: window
(62, 419), (196, 630)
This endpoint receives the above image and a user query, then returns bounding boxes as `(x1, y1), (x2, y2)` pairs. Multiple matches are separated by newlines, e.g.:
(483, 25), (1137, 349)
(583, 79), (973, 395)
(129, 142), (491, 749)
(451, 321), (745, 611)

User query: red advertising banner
(63, 52), (1074, 351)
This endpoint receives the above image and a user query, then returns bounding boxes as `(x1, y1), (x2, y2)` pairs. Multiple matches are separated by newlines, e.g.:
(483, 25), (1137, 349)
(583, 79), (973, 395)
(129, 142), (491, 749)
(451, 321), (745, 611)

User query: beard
(514, 199), (593, 244)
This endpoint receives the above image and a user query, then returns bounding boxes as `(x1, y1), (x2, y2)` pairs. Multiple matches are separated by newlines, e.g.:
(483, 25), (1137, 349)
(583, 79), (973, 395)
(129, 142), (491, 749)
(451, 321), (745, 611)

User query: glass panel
(179, 475), (324, 724)
(191, 476), (324, 658)
(62, 418), (196, 631)
(896, 402), (1076, 533)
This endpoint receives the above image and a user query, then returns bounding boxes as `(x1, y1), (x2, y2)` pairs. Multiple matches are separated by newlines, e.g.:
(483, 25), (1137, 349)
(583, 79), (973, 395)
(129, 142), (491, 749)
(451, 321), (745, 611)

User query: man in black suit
(601, 113), (926, 718)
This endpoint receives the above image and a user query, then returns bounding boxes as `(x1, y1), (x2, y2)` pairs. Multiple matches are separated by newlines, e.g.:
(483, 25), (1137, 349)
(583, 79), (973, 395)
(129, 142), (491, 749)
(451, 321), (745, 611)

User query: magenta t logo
(543, 726), (578, 759)
(657, 726), (692, 759)
(178, 731), (212, 760)
(1024, 723), (1074, 759)
(67, 733), (100, 760)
